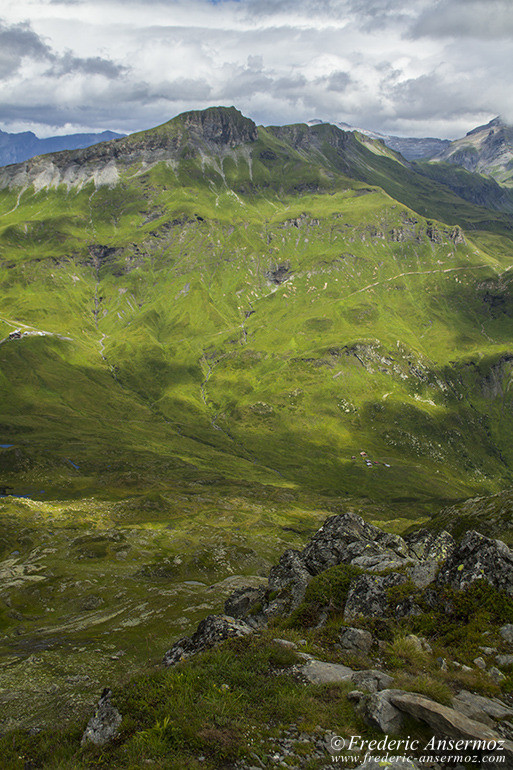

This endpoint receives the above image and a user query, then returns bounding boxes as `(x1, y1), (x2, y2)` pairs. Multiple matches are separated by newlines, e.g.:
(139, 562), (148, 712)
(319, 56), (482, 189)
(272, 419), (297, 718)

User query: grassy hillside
(2, 107), (513, 735)
(1, 110), (513, 500)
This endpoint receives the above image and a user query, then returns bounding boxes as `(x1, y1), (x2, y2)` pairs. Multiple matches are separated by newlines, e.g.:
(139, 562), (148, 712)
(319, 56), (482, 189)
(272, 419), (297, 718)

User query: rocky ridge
(157, 513), (513, 768)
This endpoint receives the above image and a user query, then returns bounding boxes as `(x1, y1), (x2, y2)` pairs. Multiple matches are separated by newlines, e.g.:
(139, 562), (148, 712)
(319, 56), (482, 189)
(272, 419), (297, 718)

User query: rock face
(182, 106), (258, 147)
(437, 530), (513, 596)
(344, 573), (408, 620)
(81, 688), (122, 747)
(163, 614), (252, 667)
(0, 106), (257, 192)
(224, 586), (265, 619)
(501, 624), (513, 643)
(350, 669), (394, 693)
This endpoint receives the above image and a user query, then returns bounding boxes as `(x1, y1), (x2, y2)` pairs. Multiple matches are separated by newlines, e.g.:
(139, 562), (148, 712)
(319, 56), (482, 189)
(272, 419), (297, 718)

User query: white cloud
(0, 0), (507, 138)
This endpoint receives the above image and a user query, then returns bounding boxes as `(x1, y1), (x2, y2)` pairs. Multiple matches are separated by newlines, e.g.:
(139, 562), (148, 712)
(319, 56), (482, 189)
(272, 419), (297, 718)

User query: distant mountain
(307, 119), (450, 161)
(430, 117), (513, 186)
(0, 128), (125, 167)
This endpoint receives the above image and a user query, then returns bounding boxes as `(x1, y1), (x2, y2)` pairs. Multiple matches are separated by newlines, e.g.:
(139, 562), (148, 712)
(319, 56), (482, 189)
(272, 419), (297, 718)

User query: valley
(2, 107), (513, 746)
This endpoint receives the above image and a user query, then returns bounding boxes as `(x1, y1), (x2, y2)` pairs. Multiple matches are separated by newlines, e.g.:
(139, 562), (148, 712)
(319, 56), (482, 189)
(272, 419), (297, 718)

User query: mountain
(1, 106), (513, 501)
(0, 127), (125, 167)
(3, 106), (513, 733)
(307, 119), (450, 160)
(430, 117), (513, 185)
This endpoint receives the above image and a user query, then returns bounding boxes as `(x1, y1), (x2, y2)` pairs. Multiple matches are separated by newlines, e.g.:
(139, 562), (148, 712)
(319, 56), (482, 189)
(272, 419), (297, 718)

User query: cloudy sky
(0, 0), (510, 139)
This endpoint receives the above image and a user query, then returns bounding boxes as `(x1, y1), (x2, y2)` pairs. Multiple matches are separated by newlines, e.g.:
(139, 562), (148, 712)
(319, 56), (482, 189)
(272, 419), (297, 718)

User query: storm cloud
(0, 0), (509, 138)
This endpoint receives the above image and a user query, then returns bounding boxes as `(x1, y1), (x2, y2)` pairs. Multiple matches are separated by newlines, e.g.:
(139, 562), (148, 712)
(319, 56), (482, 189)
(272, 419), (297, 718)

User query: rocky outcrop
(437, 530), (513, 596)
(350, 669), (394, 693)
(344, 573), (408, 620)
(81, 688), (122, 747)
(452, 690), (513, 727)
(163, 614), (252, 667)
(0, 107), (257, 191)
(164, 513), (513, 678)
(301, 512), (411, 574)
(182, 107), (258, 147)
(390, 692), (513, 761)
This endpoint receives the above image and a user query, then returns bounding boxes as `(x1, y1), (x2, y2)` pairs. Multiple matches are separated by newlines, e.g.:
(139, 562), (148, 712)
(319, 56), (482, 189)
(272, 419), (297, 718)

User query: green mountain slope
(1, 107), (513, 502)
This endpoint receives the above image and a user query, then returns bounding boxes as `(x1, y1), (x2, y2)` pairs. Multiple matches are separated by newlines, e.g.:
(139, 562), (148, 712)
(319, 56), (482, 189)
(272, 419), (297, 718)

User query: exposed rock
(353, 689), (405, 733)
(266, 549), (312, 615)
(404, 634), (431, 655)
(344, 572), (407, 620)
(408, 560), (438, 589)
(265, 264), (291, 285)
(273, 638), (297, 649)
(405, 528), (455, 561)
(480, 646), (497, 656)
(350, 669), (394, 693)
(437, 530), (513, 596)
(474, 656), (486, 670)
(224, 586), (265, 618)
(339, 626), (373, 654)
(496, 654), (513, 667)
(390, 691), (511, 747)
(302, 513), (410, 575)
(163, 614), (253, 666)
(490, 666), (506, 683)
(501, 624), (513, 643)
(300, 659), (354, 685)
(81, 688), (122, 747)
(452, 690), (513, 726)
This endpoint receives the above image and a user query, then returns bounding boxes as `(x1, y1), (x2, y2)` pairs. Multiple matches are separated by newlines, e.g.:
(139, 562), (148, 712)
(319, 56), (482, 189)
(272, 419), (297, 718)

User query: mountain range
(1, 106), (513, 501)
(0, 128), (125, 167)
(307, 118), (451, 161)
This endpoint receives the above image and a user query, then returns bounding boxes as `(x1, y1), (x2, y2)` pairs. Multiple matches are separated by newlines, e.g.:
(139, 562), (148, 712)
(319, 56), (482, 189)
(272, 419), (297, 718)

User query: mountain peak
(466, 116), (504, 136)
(178, 106), (258, 147)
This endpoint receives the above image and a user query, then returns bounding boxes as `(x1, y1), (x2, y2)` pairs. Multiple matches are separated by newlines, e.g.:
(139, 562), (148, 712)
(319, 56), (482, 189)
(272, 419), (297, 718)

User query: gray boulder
(350, 669), (394, 693)
(452, 690), (513, 726)
(81, 688), (122, 747)
(437, 530), (513, 596)
(496, 654), (513, 668)
(163, 614), (253, 667)
(500, 624), (513, 644)
(390, 691), (512, 751)
(300, 658), (353, 684)
(339, 626), (373, 654)
(344, 573), (408, 620)
(408, 560), (439, 589)
(351, 688), (405, 733)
